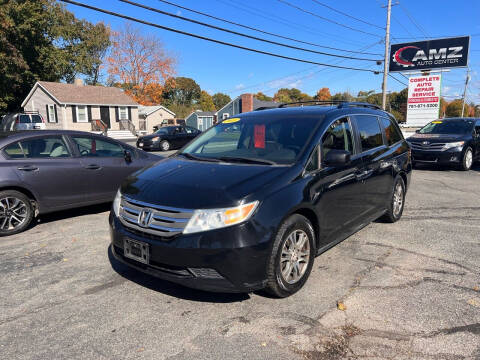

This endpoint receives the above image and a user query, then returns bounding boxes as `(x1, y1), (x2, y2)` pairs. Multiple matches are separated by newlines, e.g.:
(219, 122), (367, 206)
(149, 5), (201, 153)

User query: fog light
(450, 156), (458, 162)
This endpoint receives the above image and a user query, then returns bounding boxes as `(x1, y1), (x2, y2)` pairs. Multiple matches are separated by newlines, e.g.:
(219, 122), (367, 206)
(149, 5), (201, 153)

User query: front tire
(460, 147), (473, 171)
(382, 176), (406, 223)
(160, 140), (170, 151)
(265, 214), (315, 298)
(0, 190), (34, 236)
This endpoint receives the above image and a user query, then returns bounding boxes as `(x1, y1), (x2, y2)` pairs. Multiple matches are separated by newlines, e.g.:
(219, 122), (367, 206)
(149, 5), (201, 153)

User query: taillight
(41, 115), (45, 123)
(15, 117), (19, 124)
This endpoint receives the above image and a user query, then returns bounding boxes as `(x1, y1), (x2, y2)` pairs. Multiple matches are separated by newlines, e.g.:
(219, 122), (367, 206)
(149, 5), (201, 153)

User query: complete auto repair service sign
(406, 74), (441, 127)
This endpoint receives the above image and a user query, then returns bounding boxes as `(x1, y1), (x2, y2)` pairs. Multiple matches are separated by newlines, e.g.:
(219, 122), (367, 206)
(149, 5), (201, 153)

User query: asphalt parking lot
(1, 164), (479, 360)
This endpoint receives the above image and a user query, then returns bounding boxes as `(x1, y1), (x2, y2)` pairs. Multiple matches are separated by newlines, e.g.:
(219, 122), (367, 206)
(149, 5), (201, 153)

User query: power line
(152, 0), (382, 56)
(276, 0), (383, 38)
(310, 0), (385, 30)
(216, 0), (365, 47)
(389, 74), (407, 87)
(59, 0), (379, 73)
(120, 0), (381, 61)
(399, 4), (429, 38)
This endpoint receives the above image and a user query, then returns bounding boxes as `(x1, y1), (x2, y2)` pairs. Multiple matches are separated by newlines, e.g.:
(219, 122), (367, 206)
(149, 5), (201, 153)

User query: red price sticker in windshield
(254, 124), (265, 148)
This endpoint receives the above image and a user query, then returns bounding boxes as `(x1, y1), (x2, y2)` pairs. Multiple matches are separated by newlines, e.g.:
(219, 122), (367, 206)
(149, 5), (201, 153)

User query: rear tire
(460, 147), (473, 171)
(0, 190), (34, 237)
(382, 176), (405, 223)
(265, 214), (315, 298)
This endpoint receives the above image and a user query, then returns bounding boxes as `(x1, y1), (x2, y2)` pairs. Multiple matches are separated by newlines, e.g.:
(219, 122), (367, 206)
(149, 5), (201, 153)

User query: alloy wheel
(161, 141), (170, 151)
(280, 230), (310, 284)
(392, 182), (404, 218)
(465, 149), (473, 169)
(0, 197), (28, 231)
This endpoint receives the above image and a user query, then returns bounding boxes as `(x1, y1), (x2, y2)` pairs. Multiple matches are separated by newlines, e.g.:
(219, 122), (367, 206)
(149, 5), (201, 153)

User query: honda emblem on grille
(422, 141), (430, 146)
(138, 209), (153, 228)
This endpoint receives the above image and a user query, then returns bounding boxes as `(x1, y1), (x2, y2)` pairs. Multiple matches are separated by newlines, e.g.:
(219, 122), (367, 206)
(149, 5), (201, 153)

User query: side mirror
(124, 150), (132, 163)
(324, 150), (351, 167)
(415, 129), (420, 133)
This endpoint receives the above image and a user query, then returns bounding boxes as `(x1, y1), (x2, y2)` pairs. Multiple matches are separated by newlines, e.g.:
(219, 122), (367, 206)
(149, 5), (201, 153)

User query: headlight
(442, 141), (465, 151)
(151, 136), (160, 142)
(113, 190), (122, 217)
(183, 201), (259, 234)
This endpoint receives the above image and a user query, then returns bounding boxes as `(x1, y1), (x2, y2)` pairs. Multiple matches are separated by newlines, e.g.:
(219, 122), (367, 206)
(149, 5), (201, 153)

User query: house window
(48, 104), (56, 123)
(222, 113), (229, 120)
(76, 106), (88, 122)
(119, 107), (129, 120)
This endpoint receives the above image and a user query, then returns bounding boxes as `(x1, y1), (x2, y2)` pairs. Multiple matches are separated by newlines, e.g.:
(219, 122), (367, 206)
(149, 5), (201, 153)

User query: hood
(408, 133), (469, 144)
(121, 156), (290, 209)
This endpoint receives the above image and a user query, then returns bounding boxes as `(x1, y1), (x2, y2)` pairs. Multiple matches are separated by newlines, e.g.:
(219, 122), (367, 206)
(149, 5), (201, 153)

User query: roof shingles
(38, 81), (138, 106)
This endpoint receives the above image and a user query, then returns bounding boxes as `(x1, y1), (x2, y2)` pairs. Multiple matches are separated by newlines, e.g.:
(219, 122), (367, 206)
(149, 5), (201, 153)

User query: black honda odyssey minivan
(109, 102), (412, 297)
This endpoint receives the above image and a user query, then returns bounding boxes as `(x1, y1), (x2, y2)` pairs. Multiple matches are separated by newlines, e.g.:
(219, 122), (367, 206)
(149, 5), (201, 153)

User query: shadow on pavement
(107, 245), (251, 303)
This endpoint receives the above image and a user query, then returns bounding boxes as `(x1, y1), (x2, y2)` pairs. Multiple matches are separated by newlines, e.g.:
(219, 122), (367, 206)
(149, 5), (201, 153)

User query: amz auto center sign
(389, 36), (470, 72)
(406, 75), (441, 126)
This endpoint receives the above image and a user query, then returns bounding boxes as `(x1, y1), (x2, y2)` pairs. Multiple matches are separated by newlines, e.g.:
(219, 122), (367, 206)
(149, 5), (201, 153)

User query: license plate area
(124, 238), (149, 264)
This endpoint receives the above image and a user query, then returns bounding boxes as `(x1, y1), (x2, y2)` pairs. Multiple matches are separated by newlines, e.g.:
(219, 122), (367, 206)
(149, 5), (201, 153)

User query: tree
(212, 93), (231, 109)
(331, 91), (355, 102)
(162, 77), (201, 107)
(357, 90), (375, 99)
(314, 87), (331, 101)
(255, 92), (273, 102)
(445, 99), (464, 117)
(107, 22), (175, 105)
(0, 0), (110, 112)
(273, 88), (311, 103)
(198, 91), (215, 111)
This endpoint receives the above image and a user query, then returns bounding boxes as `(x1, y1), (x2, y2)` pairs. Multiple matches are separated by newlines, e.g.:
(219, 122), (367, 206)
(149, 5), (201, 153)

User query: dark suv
(136, 126), (200, 151)
(407, 118), (480, 171)
(110, 102), (412, 297)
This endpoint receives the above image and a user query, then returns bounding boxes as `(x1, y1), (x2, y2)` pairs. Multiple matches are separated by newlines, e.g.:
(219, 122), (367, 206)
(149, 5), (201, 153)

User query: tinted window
(155, 128), (169, 135)
(72, 137), (124, 157)
(380, 117), (403, 146)
(19, 115), (31, 124)
(355, 115), (383, 151)
(3, 142), (24, 159)
(306, 146), (320, 172)
(31, 115), (43, 123)
(185, 127), (196, 134)
(419, 120), (474, 135)
(321, 117), (354, 157)
(182, 116), (318, 164)
(18, 137), (70, 158)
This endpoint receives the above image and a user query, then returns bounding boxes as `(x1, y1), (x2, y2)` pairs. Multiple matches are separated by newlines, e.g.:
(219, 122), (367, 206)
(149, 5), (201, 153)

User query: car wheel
(160, 140), (170, 151)
(460, 147), (473, 171)
(265, 214), (315, 298)
(382, 176), (406, 223)
(0, 190), (34, 237)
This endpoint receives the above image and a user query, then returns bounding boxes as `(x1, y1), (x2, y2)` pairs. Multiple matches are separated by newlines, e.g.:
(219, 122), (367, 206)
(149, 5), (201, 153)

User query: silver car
(1, 112), (47, 131)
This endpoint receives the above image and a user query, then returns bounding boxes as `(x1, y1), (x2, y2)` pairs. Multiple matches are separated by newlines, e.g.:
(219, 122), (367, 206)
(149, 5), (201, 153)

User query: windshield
(180, 116), (319, 165)
(419, 120), (474, 135)
(155, 128), (169, 134)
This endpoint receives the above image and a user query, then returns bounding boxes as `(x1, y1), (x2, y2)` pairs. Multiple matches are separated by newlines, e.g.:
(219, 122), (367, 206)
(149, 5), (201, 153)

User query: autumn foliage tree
(107, 23), (175, 105)
(314, 87), (331, 101)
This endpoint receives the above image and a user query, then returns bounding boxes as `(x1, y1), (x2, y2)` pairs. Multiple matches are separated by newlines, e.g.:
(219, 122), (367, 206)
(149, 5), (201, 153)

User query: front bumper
(109, 213), (272, 293)
(136, 140), (160, 150)
(412, 148), (463, 165)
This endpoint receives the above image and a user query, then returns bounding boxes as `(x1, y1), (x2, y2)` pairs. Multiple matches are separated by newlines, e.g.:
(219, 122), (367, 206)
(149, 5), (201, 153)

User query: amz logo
(393, 46), (464, 68)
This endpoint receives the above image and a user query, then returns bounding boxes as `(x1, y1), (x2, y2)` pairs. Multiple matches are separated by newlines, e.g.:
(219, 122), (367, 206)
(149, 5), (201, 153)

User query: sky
(64, 0), (480, 104)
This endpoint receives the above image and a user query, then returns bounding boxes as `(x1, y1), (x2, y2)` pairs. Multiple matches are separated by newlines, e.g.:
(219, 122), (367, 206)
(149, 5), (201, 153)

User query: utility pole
(461, 68), (470, 117)
(381, 0), (392, 110)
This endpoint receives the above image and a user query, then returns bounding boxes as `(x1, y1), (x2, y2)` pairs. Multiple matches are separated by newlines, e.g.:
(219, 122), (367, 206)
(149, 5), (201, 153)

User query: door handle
(17, 165), (38, 171)
(85, 164), (101, 170)
(356, 169), (372, 181)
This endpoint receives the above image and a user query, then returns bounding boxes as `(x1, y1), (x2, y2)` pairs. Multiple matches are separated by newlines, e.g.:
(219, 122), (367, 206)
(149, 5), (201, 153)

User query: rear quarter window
(3, 142), (25, 158)
(354, 115), (383, 151)
(30, 115), (43, 123)
(380, 117), (403, 146)
(19, 115), (31, 124)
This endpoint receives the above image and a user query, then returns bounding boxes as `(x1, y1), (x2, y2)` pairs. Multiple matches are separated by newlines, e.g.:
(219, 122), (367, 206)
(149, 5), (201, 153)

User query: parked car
(407, 118), (480, 171)
(136, 125), (201, 151)
(0, 130), (159, 236)
(1, 111), (46, 131)
(110, 102), (412, 297)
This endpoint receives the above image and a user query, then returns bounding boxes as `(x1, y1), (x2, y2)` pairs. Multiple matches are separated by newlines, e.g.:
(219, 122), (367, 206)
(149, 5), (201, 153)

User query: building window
(119, 107), (129, 120)
(48, 104), (56, 123)
(222, 113), (229, 120)
(76, 106), (88, 122)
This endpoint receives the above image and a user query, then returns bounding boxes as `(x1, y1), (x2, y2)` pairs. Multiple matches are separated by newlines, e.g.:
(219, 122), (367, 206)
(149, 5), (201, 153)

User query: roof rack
(255, 100), (383, 111)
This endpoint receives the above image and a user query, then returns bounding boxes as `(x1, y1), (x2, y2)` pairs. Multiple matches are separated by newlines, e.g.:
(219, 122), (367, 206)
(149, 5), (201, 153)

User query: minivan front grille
(119, 196), (193, 238)
(409, 142), (446, 151)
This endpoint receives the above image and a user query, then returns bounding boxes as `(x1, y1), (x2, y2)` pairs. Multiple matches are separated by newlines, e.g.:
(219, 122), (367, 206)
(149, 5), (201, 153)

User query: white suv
(1, 112), (46, 131)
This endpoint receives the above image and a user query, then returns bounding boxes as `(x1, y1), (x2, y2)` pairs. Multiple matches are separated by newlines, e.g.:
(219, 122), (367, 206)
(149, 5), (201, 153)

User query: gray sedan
(0, 130), (160, 236)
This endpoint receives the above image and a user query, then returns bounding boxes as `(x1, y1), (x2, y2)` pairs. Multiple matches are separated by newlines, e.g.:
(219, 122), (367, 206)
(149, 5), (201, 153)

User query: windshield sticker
(432, 121), (442, 124)
(254, 124), (265, 148)
(223, 118), (240, 124)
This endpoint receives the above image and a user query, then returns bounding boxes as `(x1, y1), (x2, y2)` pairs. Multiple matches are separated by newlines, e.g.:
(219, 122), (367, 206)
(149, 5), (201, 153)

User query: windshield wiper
(217, 156), (276, 165)
(178, 153), (220, 162)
